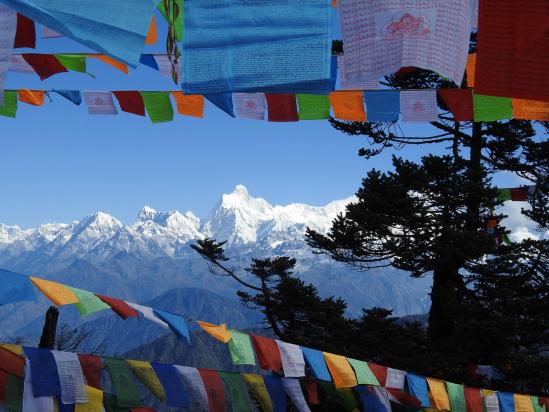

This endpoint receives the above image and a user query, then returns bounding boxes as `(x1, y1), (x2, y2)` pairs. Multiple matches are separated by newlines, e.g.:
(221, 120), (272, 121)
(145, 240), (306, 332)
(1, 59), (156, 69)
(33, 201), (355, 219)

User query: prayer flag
(497, 189), (512, 202)
(75, 386), (102, 412)
(182, 0), (333, 94)
(173, 366), (209, 411)
(476, 0), (549, 101)
(438, 89), (474, 121)
(83, 92), (118, 115)
(89, 54), (128, 74)
(336, 55), (378, 90)
(0, 344), (23, 355)
(0, 269), (37, 305)
(53, 89), (81, 105)
(338, 0), (474, 85)
(218, 371), (254, 412)
(40, 25), (62, 38)
(22, 53), (67, 79)
(364, 91), (400, 122)
(400, 90), (438, 122)
(126, 360), (165, 403)
(275, 340), (305, 377)
(144, 16), (157, 45)
(346, 359), (379, 386)
(55, 54), (86, 73)
(466, 54), (476, 88)
(323, 352), (357, 388)
(171, 92), (204, 118)
(77, 354), (102, 390)
(499, 393), (516, 412)
(153, 54), (181, 81)
(52, 351), (88, 405)
(151, 363), (190, 408)
(5, 373), (24, 412)
(96, 294), (138, 319)
(197, 369), (226, 412)
(139, 54), (158, 71)
(297, 94), (331, 120)
(251, 334), (282, 372)
(355, 386), (390, 412)
(14, 13), (35, 48)
(282, 378), (311, 412)
(126, 302), (168, 329)
(512, 99), (549, 121)
(446, 382), (466, 412)
(18, 89), (44, 106)
(68, 287), (110, 315)
(464, 387), (483, 412)
(0, 90), (17, 117)
(304, 380), (319, 405)
(531, 397), (543, 412)
(484, 390), (501, 412)
(300, 347), (332, 381)
(427, 378), (451, 411)
(406, 374), (430, 407)
(227, 330), (255, 365)
(266, 94), (298, 122)
(30, 277), (78, 306)
(112, 91), (145, 117)
(386, 368), (407, 389)
(263, 375), (287, 412)
(234, 93), (266, 120)
(329, 91), (366, 122)
(242, 374), (273, 412)
(153, 309), (190, 342)
(197, 321), (232, 343)
(515, 395), (535, 412)
(473, 93), (512, 121)
(0, 4), (16, 105)
(103, 358), (140, 408)
(140, 91), (174, 123)
(23, 347), (61, 397)
(368, 363), (387, 386)
(9, 54), (34, 73)
(22, 358), (55, 412)
(0, 347), (24, 376)
(205, 93), (235, 118)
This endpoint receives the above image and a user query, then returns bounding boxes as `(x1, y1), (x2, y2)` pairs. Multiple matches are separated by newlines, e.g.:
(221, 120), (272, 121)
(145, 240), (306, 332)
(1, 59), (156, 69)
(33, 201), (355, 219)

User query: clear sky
(0, 11), (519, 229)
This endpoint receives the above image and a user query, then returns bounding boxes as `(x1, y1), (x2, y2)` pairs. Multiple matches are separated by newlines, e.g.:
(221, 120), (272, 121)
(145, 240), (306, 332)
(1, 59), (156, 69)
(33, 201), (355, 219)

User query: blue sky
(0, 10), (520, 228)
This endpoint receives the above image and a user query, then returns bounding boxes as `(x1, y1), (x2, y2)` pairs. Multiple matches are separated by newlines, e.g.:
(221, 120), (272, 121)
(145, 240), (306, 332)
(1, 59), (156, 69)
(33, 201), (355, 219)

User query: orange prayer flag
(171, 92), (205, 118)
(89, 54), (129, 74)
(466, 54), (476, 88)
(197, 320), (232, 343)
(332, 0), (337, 7)
(511, 98), (549, 120)
(427, 378), (451, 411)
(30, 277), (79, 306)
(18, 89), (45, 106)
(323, 352), (357, 388)
(145, 16), (158, 45)
(515, 394), (535, 412)
(329, 91), (366, 121)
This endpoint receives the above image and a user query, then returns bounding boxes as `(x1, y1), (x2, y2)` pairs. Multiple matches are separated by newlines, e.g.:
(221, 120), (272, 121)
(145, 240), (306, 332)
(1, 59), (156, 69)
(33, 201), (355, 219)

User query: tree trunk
(38, 306), (59, 349)
(428, 265), (460, 345)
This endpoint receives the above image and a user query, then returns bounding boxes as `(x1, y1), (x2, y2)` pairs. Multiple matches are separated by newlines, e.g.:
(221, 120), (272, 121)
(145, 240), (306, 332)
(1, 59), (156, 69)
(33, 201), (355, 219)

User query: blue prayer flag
(23, 347), (62, 397)
(0, 269), (37, 305)
(498, 392), (515, 412)
(264, 375), (287, 412)
(153, 309), (191, 343)
(152, 363), (190, 408)
(182, 0), (333, 94)
(56, 398), (75, 412)
(205, 94), (235, 117)
(301, 347), (332, 381)
(53, 90), (82, 106)
(364, 91), (400, 122)
(406, 374), (430, 408)
(140, 54), (159, 71)
(355, 386), (390, 412)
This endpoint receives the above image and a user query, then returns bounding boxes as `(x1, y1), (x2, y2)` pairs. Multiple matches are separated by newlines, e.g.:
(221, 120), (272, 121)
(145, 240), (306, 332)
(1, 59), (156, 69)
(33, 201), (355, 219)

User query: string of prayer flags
(76, 385), (103, 412)
(22, 359), (55, 412)
(364, 91), (400, 122)
(251, 334), (282, 372)
(205, 93), (235, 118)
(266, 94), (298, 122)
(95, 294), (138, 320)
(196, 321), (232, 343)
(242, 374), (273, 412)
(112, 91), (145, 117)
(103, 358), (140, 408)
(438, 89), (473, 122)
(322, 353), (357, 388)
(52, 350), (88, 404)
(14, 13), (35, 48)
(427, 378), (452, 411)
(0, 90), (17, 117)
(29, 277), (79, 306)
(218, 371), (254, 412)
(234, 93), (266, 120)
(464, 387), (483, 412)
(300, 347), (332, 382)
(406, 374), (431, 408)
(276, 340), (305, 378)
(473, 93), (512, 122)
(83, 91), (118, 115)
(227, 330), (256, 365)
(498, 393), (516, 412)
(171, 92), (204, 118)
(346, 359), (379, 386)
(174, 366), (209, 411)
(152, 309), (190, 342)
(263, 375), (287, 412)
(446, 382), (467, 412)
(182, 0), (333, 94)
(400, 90), (438, 122)
(197, 369), (226, 412)
(22, 53), (67, 79)
(140, 91), (174, 123)
(55, 54), (87, 73)
(0, 269), (37, 305)
(0, 4), (16, 105)
(53, 89), (82, 105)
(296, 94), (331, 120)
(511, 99), (549, 121)
(77, 354), (102, 390)
(68, 287), (110, 315)
(23, 347), (61, 397)
(151, 363), (190, 408)
(126, 360), (165, 403)
(329, 91), (366, 122)
(386, 368), (407, 390)
(282, 378), (311, 412)
(88, 54), (128, 74)
(18, 88), (44, 106)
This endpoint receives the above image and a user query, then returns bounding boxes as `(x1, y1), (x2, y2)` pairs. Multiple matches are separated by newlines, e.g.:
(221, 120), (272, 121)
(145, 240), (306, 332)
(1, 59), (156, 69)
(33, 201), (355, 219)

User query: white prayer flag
(173, 366), (209, 411)
(234, 93), (266, 120)
(41, 25), (63, 38)
(483, 391), (500, 412)
(337, 56), (378, 90)
(52, 350), (88, 405)
(9, 55), (34, 73)
(275, 340), (305, 377)
(23, 360), (55, 412)
(282, 378), (311, 412)
(385, 368), (407, 389)
(154, 55), (181, 81)
(0, 4), (16, 105)
(400, 90), (438, 122)
(83, 92), (118, 115)
(126, 302), (169, 329)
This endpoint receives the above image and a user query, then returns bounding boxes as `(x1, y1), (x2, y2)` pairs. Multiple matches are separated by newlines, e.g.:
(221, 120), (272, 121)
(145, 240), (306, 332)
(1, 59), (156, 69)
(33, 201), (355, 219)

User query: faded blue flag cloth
(153, 309), (190, 343)
(182, 0), (333, 94)
(53, 89), (82, 105)
(0, 269), (37, 305)
(498, 392), (515, 412)
(355, 386), (390, 412)
(301, 347), (332, 381)
(406, 374), (430, 408)
(23, 347), (61, 397)
(152, 363), (190, 408)
(0, 0), (155, 67)
(205, 93), (235, 117)
(140, 54), (159, 71)
(364, 91), (400, 122)
(263, 375), (287, 412)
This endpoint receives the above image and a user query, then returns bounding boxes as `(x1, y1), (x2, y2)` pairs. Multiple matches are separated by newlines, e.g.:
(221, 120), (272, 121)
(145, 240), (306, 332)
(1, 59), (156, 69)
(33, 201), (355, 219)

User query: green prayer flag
(532, 396), (544, 412)
(0, 91), (18, 118)
(346, 358), (380, 386)
(158, 0), (183, 41)
(219, 372), (254, 412)
(446, 382), (466, 412)
(103, 393), (131, 412)
(55, 54), (87, 73)
(297, 94), (331, 120)
(140, 92), (174, 123)
(68, 287), (110, 315)
(497, 188), (512, 202)
(103, 358), (140, 408)
(473, 93), (512, 122)
(5, 373), (24, 412)
(227, 330), (256, 365)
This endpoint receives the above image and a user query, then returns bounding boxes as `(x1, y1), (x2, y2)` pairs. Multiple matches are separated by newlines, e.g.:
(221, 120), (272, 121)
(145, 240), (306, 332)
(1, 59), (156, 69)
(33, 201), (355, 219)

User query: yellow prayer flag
(126, 359), (165, 402)
(515, 394), (535, 412)
(171, 92), (205, 118)
(466, 54), (476, 88)
(427, 378), (451, 411)
(329, 91), (366, 122)
(75, 386), (103, 412)
(30, 277), (79, 306)
(197, 320), (232, 343)
(145, 16), (158, 45)
(18, 89), (45, 106)
(0, 344), (23, 355)
(89, 54), (129, 74)
(511, 99), (549, 120)
(242, 373), (273, 412)
(323, 352), (357, 388)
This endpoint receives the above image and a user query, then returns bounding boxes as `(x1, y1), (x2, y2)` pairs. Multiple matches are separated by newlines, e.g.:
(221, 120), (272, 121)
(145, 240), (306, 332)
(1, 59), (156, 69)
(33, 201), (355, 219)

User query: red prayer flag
(464, 387), (483, 412)
(368, 363), (387, 387)
(510, 187), (528, 201)
(78, 354), (103, 389)
(198, 369), (226, 412)
(386, 388), (422, 407)
(438, 89), (474, 121)
(0, 348), (25, 377)
(112, 91), (146, 116)
(476, 0), (549, 101)
(251, 334), (282, 372)
(305, 380), (320, 405)
(96, 294), (138, 319)
(0, 370), (7, 402)
(266, 94), (298, 122)
(14, 14), (35, 48)
(22, 54), (67, 80)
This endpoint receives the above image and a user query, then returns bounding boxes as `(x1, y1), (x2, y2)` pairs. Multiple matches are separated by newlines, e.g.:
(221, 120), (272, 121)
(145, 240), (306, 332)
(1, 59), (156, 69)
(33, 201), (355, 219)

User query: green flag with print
(227, 330), (256, 365)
